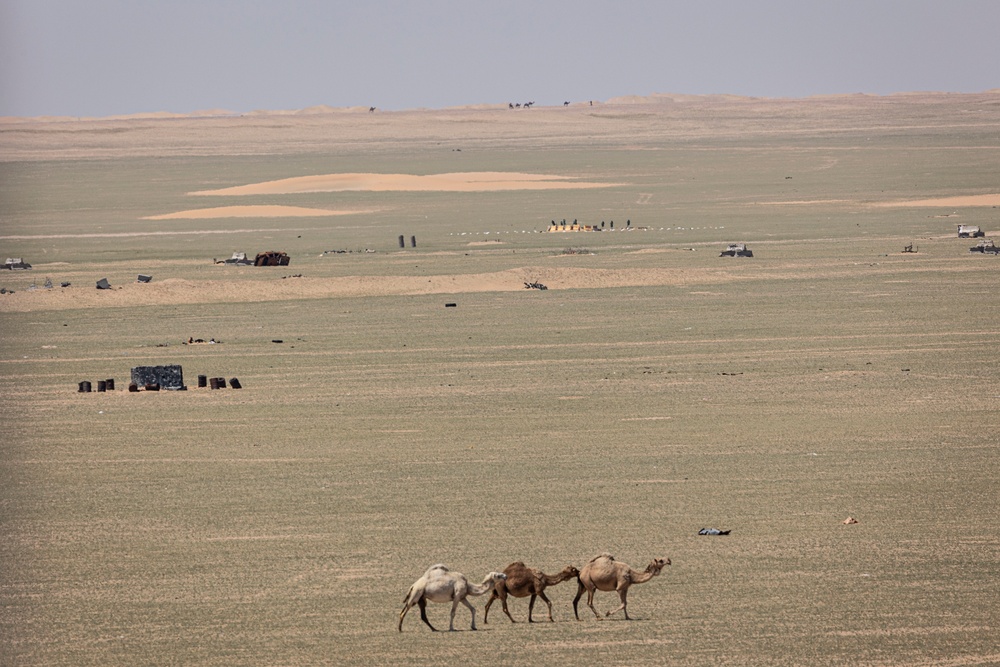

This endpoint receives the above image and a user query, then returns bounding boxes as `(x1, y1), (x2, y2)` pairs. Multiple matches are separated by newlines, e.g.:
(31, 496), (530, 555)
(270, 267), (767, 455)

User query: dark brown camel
(483, 562), (580, 623)
(573, 553), (670, 620)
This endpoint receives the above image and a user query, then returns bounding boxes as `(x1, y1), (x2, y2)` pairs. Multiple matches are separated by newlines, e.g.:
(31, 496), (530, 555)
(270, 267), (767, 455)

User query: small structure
(957, 225), (984, 238)
(254, 251), (290, 266)
(96, 278), (112, 289)
(3, 258), (31, 270)
(720, 243), (753, 257)
(217, 252), (253, 265)
(547, 220), (602, 233)
(131, 365), (184, 390)
(137, 274), (152, 283)
(970, 239), (1000, 254)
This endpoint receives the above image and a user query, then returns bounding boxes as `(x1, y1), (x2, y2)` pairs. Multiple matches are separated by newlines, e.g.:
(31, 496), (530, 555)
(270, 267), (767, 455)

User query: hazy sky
(1, 0), (998, 117)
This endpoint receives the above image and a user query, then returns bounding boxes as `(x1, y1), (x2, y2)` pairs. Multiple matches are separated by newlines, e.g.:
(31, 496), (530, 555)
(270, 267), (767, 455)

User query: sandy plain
(1, 93), (999, 666)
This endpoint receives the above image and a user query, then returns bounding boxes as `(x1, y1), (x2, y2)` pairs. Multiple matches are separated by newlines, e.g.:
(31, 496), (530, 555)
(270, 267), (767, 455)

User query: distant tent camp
(3, 258), (31, 270)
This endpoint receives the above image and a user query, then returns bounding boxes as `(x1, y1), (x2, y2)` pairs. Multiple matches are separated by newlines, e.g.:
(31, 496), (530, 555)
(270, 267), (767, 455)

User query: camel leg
(418, 598), (437, 631)
(527, 593), (537, 622)
(449, 598), (459, 631)
(483, 590), (497, 624)
(536, 591), (555, 622)
(572, 581), (585, 620)
(461, 598), (478, 630)
(499, 589), (516, 623)
(605, 588), (629, 619)
(586, 589), (602, 620)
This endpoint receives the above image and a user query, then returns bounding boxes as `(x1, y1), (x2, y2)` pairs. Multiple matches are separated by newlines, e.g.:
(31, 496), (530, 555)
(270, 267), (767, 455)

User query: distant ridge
(2, 90), (998, 123)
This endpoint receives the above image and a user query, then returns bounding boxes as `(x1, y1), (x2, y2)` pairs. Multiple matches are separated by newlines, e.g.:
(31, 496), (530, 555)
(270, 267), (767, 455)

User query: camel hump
(427, 563), (449, 572)
(509, 561), (526, 568)
(590, 552), (615, 563)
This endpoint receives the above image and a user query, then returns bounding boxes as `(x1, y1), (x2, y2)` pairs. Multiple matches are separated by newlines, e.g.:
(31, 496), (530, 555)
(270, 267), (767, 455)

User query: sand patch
(875, 194), (1000, 208)
(764, 199), (854, 206)
(190, 172), (620, 196)
(143, 205), (366, 220)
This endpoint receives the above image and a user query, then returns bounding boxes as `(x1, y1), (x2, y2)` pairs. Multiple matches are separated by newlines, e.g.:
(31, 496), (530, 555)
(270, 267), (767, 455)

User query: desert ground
(1, 92), (999, 666)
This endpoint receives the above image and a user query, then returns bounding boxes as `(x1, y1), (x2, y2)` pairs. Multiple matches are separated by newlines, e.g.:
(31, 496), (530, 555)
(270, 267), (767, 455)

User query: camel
(483, 562), (580, 623)
(573, 553), (670, 620)
(398, 564), (507, 632)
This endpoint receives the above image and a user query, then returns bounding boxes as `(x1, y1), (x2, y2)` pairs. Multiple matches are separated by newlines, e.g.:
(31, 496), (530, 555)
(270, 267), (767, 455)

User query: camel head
(488, 571), (508, 583)
(647, 558), (670, 574)
(562, 565), (581, 579)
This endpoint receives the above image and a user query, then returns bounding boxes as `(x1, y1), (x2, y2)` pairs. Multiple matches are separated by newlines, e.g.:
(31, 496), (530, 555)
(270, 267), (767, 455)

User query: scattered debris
(131, 365), (185, 390)
(969, 239), (1000, 254)
(271, 339), (283, 344)
(843, 517), (859, 525)
(902, 243), (917, 253)
(524, 281), (548, 290)
(720, 243), (753, 257)
(445, 303), (457, 307)
(3, 258), (31, 270)
(184, 338), (219, 345)
(254, 251), (290, 266)
(216, 252), (253, 265)
(698, 528), (731, 535)
(60, 281), (71, 287)
(323, 248), (377, 255)
(281, 274), (303, 279)
(78, 379), (115, 392)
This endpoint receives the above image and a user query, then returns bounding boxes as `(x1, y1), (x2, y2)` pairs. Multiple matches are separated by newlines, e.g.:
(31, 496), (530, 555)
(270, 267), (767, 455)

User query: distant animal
(483, 562), (579, 623)
(564, 101), (570, 106)
(398, 564), (507, 632)
(573, 553), (670, 620)
(369, 106), (376, 113)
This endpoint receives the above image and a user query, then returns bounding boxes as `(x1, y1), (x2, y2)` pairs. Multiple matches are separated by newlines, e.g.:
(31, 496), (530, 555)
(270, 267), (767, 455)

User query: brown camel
(573, 553), (670, 620)
(483, 562), (580, 623)
(398, 564), (507, 632)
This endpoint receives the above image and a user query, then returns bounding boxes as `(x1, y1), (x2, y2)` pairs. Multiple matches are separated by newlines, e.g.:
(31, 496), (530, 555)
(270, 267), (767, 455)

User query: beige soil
(875, 194), (1000, 207)
(143, 205), (371, 219)
(189, 172), (619, 196)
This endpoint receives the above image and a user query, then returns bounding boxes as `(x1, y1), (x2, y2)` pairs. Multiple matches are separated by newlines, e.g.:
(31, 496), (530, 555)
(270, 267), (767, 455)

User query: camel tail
(402, 585), (415, 604)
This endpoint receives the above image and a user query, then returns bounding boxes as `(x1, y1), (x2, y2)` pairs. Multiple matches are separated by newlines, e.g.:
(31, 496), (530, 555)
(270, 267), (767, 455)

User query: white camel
(398, 564), (507, 632)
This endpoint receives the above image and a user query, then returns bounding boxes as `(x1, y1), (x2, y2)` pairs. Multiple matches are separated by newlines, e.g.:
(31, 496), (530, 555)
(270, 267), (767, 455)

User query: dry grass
(2, 93), (999, 666)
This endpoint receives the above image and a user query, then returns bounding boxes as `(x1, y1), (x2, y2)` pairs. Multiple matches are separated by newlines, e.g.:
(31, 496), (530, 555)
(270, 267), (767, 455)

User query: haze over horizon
(2, 0), (998, 119)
